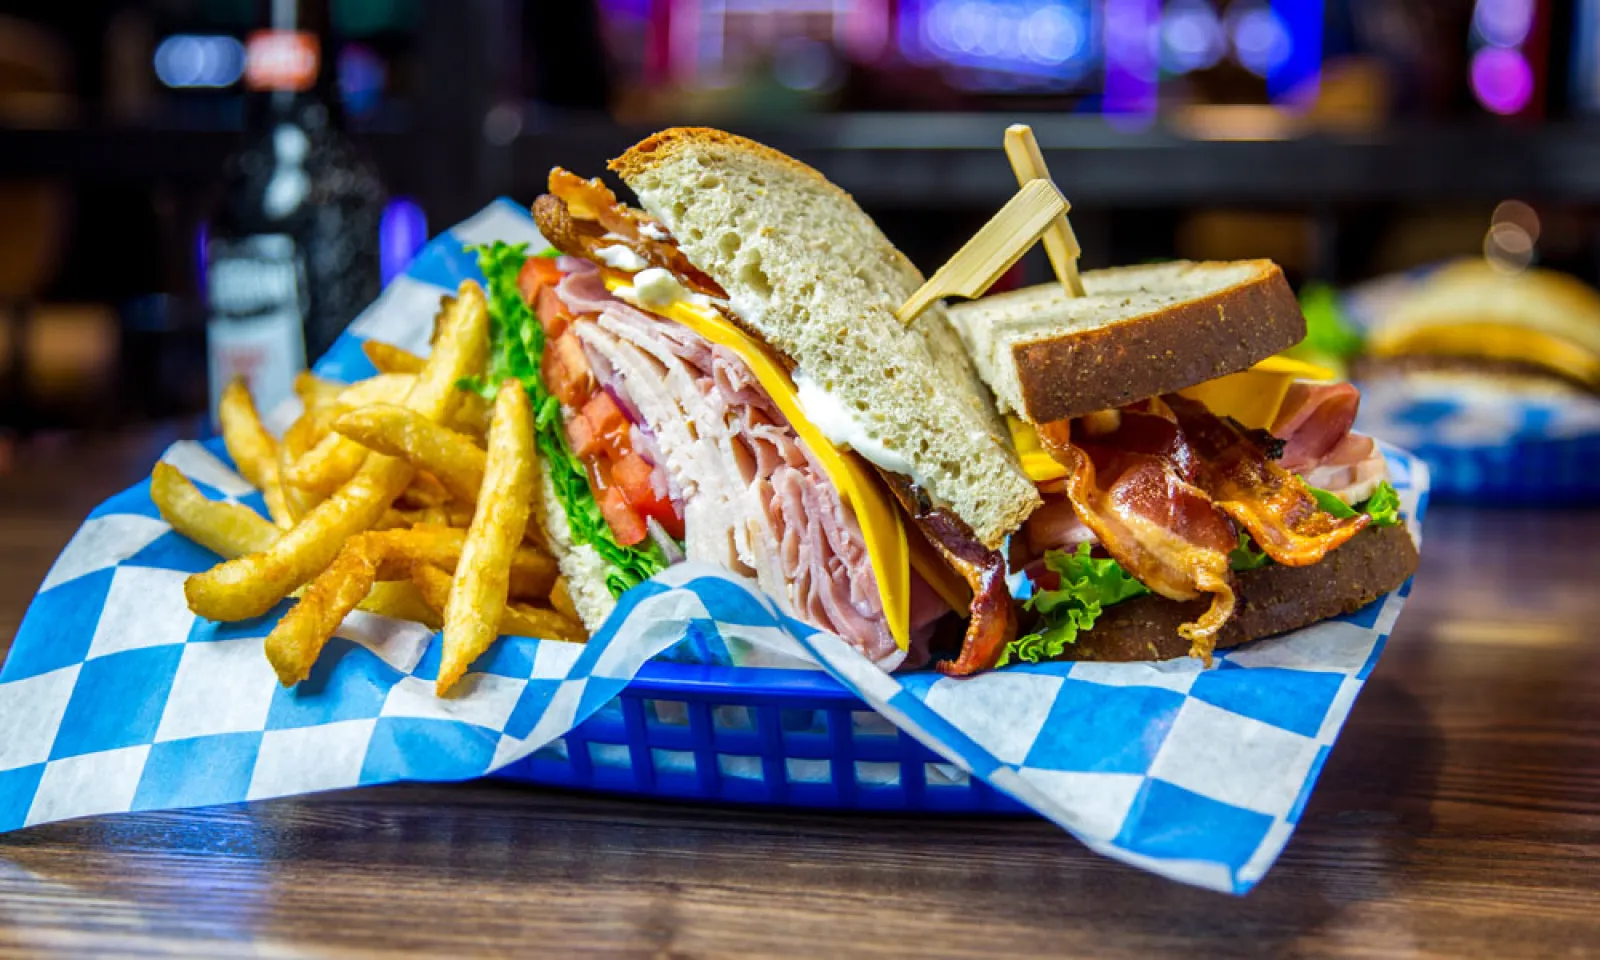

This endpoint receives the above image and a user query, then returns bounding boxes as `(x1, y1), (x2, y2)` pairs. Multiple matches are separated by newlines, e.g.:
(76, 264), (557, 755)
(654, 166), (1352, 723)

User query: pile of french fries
(152, 281), (585, 696)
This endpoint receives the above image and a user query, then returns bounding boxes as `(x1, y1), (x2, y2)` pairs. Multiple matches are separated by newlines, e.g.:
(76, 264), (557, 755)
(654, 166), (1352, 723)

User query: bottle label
(207, 233), (308, 422)
(245, 30), (319, 92)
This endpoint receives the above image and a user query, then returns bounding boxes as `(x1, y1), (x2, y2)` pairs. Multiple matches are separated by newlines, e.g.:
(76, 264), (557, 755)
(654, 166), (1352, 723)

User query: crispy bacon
(539, 170), (726, 298)
(1165, 393), (1369, 567)
(1036, 405), (1237, 662)
(878, 471), (1015, 677)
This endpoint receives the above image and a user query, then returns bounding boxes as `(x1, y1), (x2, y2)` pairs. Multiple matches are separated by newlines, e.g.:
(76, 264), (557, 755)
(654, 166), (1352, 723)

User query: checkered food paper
(0, 201), (1428, 894)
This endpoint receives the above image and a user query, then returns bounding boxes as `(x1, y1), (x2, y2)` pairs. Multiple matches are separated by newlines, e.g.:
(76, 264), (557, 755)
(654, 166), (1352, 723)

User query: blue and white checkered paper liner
(0, 200), (1429, 894)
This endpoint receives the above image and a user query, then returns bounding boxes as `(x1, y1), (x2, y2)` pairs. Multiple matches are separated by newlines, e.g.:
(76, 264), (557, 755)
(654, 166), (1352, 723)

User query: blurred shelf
(0, 124), (426, 194)
(512, 114), (1600, 208)
(10, 115), (1600, 211)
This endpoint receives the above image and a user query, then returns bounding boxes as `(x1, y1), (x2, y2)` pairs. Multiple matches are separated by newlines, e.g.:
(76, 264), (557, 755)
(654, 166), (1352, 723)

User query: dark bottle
(205, 0), (384, 419)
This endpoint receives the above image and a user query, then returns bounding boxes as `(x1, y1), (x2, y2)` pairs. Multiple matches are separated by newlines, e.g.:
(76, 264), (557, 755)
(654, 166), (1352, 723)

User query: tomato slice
(517, 256), (564, 303)
(535, 284), (572, 338)
(580, 391), (629, 457)
(597, 485), (648, 546)
(613, 452), (684, 541)
(543, 331), (593, 407)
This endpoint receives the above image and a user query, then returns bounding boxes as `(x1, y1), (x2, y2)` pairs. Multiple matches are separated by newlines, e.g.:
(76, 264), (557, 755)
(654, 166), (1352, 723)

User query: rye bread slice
(948, 260), (1306, 424)
(1058, 522), (1420, 662)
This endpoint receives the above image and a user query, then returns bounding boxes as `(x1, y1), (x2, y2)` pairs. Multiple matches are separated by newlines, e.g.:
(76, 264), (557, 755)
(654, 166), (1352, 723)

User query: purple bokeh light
(1471, 46), (1534, 115)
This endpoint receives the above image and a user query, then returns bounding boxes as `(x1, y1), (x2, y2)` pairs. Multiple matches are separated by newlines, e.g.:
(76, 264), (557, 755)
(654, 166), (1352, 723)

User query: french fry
(361, 580), (441, 629)
(217, 380), (293, 528)
(155, 463), (435, 629)
(503, 601), (587, 643)
(334, 403), (546, 547)
(365, 525), (555, 596)
(185, 282), (491, 623)
(151, 462), (280, 558)
(337, 372), (416, 409)
(410, 564), (584, 644)
(398, 471), (450, 508)
(439, 381), (538, 692)
(264, 534), (384, 685)
(334, 404), (487, 504)
(294, 371), (344, 412)
(285, 431), (371, 495)
(451, 391), (492, 438)
(549, 576), (579, 623)
(362, 340), (427, 375)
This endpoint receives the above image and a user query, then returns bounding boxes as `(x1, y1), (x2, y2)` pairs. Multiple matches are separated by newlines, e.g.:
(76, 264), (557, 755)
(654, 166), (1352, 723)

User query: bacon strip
(539, 171), (726, 298)
(1036, 405), (1238, 663)
(1165, 393), (1370, 567)
(878, 472), (1015, 677)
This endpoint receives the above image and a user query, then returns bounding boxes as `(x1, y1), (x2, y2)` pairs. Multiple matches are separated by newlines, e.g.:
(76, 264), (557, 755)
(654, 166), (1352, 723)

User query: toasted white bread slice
(532, 462), (616, 634)
(609, 128), (1039, 550)
(947, 260), (1305, 424)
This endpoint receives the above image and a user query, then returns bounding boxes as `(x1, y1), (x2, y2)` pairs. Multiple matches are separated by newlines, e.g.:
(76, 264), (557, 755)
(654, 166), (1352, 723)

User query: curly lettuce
(1308, 479), (1402, 527)
(464, 241), (666, 597)
(997, 544), (1150, 667)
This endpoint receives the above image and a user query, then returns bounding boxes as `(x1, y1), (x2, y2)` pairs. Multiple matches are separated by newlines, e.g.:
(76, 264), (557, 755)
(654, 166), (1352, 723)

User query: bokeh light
(1471, 46), (1535, 114)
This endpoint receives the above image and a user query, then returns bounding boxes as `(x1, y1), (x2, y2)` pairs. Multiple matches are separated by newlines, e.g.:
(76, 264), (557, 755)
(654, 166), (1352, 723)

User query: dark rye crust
(1061, 523), (1420, 662)
(1013, 262), (1306, 423)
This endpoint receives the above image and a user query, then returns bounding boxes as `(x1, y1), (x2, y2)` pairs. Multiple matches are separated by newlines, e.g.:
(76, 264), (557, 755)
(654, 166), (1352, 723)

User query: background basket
(494, 661), (1029, 813)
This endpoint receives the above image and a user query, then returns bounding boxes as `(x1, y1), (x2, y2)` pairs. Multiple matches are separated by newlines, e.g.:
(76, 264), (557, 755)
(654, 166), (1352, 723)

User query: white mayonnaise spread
(792, 369), (920, 481)
(614, 267), (714, 312)
(639, 222), (670, 241)
(594, 245), (649, 272)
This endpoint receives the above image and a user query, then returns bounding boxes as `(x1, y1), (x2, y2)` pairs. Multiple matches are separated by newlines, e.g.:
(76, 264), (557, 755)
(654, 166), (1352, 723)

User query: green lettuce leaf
(1229, 533), (1271, 571)
(1307, 480), (1403, 527)
(997, 544), (1150, 668)
(1358, 480), (1402, 527)
(467, 241), (668, 597)
(1290, 283), (1366, 369)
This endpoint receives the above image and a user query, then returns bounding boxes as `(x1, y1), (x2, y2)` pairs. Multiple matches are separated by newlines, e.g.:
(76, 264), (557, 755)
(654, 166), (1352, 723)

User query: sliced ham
(555, 274), (904, 667)
(1273, 382), (1362, 474)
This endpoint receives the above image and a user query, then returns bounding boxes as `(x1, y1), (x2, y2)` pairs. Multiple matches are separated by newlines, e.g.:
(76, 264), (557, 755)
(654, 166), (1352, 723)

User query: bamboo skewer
(896, 179), (1068, 325)
(1004, 123), (1085, 297)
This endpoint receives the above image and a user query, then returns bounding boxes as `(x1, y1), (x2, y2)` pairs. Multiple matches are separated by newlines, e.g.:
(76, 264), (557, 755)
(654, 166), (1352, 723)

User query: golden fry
(439, 381), (538, 693)
(503, 601), (588, 643)
(333, 404), (487, 504)
(398, 471), (451, 508)
(410, 564), (583, 643)
(285, 431), (370, 494)
(294, 371), (344, 411)
(451, 391), (492, 437)
(362, 339), (427, 375)
(264, 534), (383, 685)
(151, 463), (280, 558)
(336, 372), (415, 409)
(360, 580), (441, 629)
(549, 576), (579, 623)
(185, 285), (490, 624)
(218, 380), (293, 527)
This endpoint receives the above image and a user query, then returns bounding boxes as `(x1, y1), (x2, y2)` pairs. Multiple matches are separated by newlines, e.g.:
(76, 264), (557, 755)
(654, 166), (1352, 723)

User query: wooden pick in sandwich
(1004, 123), (1085, 297)
(897, 178), (1068, 325)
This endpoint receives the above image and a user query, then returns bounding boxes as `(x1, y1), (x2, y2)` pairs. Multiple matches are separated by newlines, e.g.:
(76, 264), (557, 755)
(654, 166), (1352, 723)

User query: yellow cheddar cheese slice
(599, 272), (971, 650)
(1009, 354), (1338, 484)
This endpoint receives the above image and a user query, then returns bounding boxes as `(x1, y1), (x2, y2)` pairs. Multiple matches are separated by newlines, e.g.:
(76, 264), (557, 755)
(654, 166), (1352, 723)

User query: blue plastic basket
(1410, 434), (1600, 505)
(493, 661), (1029, 813)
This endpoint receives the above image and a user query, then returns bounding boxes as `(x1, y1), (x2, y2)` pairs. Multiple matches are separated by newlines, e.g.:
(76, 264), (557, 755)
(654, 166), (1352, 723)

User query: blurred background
(0, 0), (1595, 434)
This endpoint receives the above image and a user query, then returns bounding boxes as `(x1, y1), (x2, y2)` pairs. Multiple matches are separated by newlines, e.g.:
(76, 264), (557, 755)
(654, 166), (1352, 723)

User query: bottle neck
(245, 0), (341, 128)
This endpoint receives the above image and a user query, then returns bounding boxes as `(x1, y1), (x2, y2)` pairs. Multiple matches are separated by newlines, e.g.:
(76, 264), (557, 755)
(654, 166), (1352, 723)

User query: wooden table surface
(0, 427), (1596, 959)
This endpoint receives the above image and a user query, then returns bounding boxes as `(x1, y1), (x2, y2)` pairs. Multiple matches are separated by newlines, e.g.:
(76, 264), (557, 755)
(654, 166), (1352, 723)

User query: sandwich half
(479, 128), (1040, 672)
(947, 260), (1420, 670)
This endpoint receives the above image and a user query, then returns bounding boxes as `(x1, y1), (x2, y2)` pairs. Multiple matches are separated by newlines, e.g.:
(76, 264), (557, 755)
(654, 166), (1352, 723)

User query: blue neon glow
(380, 198), (428, 286)
(1268, 0), (1323, 103)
